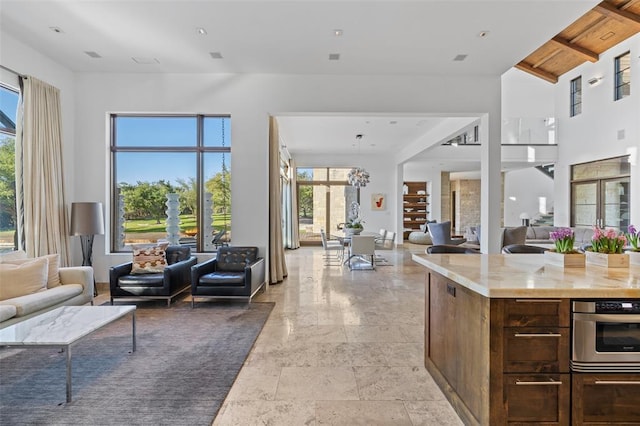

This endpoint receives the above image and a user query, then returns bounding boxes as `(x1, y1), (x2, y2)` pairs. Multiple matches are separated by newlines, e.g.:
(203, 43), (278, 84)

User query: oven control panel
(595, 301), (640, 314)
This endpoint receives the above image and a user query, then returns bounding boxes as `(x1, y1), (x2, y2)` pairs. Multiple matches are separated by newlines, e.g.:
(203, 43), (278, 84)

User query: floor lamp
(70, 202), (104, 296)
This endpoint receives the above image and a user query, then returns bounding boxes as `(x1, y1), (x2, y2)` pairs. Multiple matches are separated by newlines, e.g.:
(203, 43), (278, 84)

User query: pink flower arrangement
(590, 227), (627, 254)
(549, 228), (576, 254)
(628, 225), (639, 252)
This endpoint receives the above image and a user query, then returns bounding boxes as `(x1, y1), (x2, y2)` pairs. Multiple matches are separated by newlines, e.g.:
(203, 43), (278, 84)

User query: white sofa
(0, 251), (94, 329)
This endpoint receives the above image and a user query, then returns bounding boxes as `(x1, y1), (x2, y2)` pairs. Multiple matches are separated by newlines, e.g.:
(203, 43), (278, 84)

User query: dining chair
(349, 235), (376, 270)
(320, 229), (344, 265)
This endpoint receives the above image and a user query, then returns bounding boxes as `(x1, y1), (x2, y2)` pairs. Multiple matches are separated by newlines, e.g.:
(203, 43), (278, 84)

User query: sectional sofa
(525, 226), (594, 246)
(0, 250), (94, 328)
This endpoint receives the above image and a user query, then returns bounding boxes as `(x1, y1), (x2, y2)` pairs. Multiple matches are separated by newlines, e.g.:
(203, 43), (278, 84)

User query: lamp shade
(70, 202), (105, 236)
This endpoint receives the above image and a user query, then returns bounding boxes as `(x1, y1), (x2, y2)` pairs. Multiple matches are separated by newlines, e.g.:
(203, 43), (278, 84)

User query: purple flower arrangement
(627, 225), (639, 252)
(590, 227), (627, 254)
(549, 228), (575, 254)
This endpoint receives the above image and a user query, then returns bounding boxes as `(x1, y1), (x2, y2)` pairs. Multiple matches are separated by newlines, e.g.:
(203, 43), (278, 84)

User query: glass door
(572, 181), (598, 228)
(602, 178), (629, 230)
(571, 156), (630, 231)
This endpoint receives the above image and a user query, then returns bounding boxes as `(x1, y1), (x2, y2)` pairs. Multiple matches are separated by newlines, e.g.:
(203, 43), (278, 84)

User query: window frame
(614, 51), (630, 101)
(570, 76), (582, 117)
(110, 113), (231, 253)
(0, 83), (19, 253)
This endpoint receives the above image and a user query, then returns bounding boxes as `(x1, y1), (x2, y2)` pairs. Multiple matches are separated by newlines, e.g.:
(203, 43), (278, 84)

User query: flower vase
(543, 250), (585, 268)
(585, 250), (629, 268)
(344, 228), (362, 236)
(626, 251), (640, 266)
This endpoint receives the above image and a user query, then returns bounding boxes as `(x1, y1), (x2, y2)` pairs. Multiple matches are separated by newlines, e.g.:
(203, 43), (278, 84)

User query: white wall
(504, 168), (554, 227)
(554, 34), (640, 228)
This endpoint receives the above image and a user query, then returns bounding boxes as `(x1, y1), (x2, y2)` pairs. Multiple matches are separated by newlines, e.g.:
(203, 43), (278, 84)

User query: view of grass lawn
(124, 214), (230, 233)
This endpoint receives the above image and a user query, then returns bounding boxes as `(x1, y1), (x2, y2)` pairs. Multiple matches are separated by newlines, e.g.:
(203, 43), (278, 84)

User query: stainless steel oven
(572, 300), (640, 372)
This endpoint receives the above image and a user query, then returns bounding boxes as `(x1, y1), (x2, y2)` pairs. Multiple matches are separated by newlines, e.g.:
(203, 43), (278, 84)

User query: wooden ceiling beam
(594, 2), (640, 28)
(550, 36), (599, 62)
(515, 62), (558, 84)
(532, 48), (562, 68)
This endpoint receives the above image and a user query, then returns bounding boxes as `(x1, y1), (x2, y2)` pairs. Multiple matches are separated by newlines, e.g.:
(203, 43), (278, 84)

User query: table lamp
(519, 212), (531, 227)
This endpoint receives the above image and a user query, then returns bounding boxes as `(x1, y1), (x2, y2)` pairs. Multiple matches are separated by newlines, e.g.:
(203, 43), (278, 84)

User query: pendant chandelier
(348, 167), (370, 187)
(348, 134), (370, 187)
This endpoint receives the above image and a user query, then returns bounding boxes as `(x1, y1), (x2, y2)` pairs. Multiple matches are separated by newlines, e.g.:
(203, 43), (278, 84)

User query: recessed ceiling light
(333, 29), (343, 36)
(209, 52), (223, 59)
(329, 53), (340, 61)
(132, 57), (160, 64)
(49, 26), (64, 34)
(453, 54), (468, 62)
(389, 120), (397, 125)
(477, 30), (490, 38)
(84, 51), (102, 58)
(196, 27), (207, 35)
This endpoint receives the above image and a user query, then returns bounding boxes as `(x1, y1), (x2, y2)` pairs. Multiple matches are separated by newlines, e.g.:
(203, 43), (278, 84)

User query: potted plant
(344, 216), (364, 236)
(585, 227), (629, 268)
(626, 224), (640, 265)
(544, 228), (584, 267)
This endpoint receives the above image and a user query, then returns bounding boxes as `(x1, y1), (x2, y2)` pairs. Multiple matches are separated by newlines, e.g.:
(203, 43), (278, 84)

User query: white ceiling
(0, 0), (598, 172)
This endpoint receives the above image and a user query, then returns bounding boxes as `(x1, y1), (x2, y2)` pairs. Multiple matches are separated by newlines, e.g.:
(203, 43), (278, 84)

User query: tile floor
(211, 244), (464, 425)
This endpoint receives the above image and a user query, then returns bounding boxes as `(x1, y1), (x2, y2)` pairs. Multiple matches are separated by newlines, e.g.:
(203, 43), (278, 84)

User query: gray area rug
(0, 300), (274, 425)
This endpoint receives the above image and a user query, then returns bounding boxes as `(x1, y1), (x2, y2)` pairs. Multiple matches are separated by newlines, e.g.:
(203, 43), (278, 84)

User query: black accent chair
(427, 245), (480, 254)
(191, 246), (266, 306)
(502, 244), (548, 254)
(110, 246), (197, 307)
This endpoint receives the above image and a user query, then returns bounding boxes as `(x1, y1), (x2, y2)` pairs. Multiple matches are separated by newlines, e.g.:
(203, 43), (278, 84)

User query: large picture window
(111, 115), (231, 252)
(0, 83), (19, 253)
(614, 51), (630, 101)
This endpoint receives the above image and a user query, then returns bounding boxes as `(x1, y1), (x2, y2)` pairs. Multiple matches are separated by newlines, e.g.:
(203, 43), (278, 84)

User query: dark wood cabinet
(503, 373), (570, 424)
(572, 373), (640, 424)
(425, 271), (640, 426)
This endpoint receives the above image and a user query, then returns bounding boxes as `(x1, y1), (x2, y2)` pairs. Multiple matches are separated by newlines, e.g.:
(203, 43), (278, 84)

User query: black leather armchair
(110, 246), (197, 306)
(427, 245), (480, 254)
(502, 244), (548, 254)
(190, 246), (266, 306)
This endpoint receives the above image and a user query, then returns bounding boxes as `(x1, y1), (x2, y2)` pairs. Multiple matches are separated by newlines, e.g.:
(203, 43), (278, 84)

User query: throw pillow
(0, 250), (28, 263)
(131, 242), (169, 274)
(2, 254), (61, 288)
(0, 257), (49, 300)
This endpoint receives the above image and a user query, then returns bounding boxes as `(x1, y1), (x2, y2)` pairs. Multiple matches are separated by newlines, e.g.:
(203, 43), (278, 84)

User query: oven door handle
(574, 313), (640, 323)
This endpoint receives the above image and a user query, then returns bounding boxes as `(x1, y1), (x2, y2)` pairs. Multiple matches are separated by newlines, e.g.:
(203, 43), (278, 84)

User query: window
(570, 76), (582, 117)
(614, 51), (630, 101)
(0, 84), (19, 253)
(296, 167), (359, 244)
(111, 115), (231, 252)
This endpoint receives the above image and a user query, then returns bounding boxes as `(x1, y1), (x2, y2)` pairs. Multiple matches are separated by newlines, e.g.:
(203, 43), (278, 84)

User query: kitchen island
(412, 253), (640, 426)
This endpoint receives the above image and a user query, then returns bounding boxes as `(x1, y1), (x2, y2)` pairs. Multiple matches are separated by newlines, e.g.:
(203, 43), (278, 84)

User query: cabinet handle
(515, 299), (562, 303)
(595, 380), (640, 385)
(516, 379), (563, 386)
(514, 332), (562, 337)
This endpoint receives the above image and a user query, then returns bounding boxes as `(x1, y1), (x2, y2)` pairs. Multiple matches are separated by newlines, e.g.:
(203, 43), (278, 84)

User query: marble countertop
(412, 253), (640, 298)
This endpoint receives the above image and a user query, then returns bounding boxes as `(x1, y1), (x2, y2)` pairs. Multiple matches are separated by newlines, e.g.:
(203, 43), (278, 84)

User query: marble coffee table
(0, 305), (136, 403)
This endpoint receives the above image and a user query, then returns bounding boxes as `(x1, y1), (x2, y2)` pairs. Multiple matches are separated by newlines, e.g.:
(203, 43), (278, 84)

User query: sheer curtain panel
(15, 76), (71, 265)
(268, 116), (288, 283)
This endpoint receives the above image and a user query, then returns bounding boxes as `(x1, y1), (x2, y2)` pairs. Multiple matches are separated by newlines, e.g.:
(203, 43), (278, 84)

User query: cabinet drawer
(503, 374), (570, 425)
(502, 299), (569, 327)
(503, 327), (569, 373)
(573, 373), (640, 424)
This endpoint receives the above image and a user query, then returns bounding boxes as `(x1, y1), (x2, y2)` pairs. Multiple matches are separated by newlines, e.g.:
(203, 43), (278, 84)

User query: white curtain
(268, 116), (288, 283)
(288, 158), (300, 249)
(15, 76), (71, 265)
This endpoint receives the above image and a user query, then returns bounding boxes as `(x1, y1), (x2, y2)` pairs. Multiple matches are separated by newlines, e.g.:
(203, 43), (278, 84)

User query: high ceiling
(516, 0), (640, 83)
(1, 0), (601, 172)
